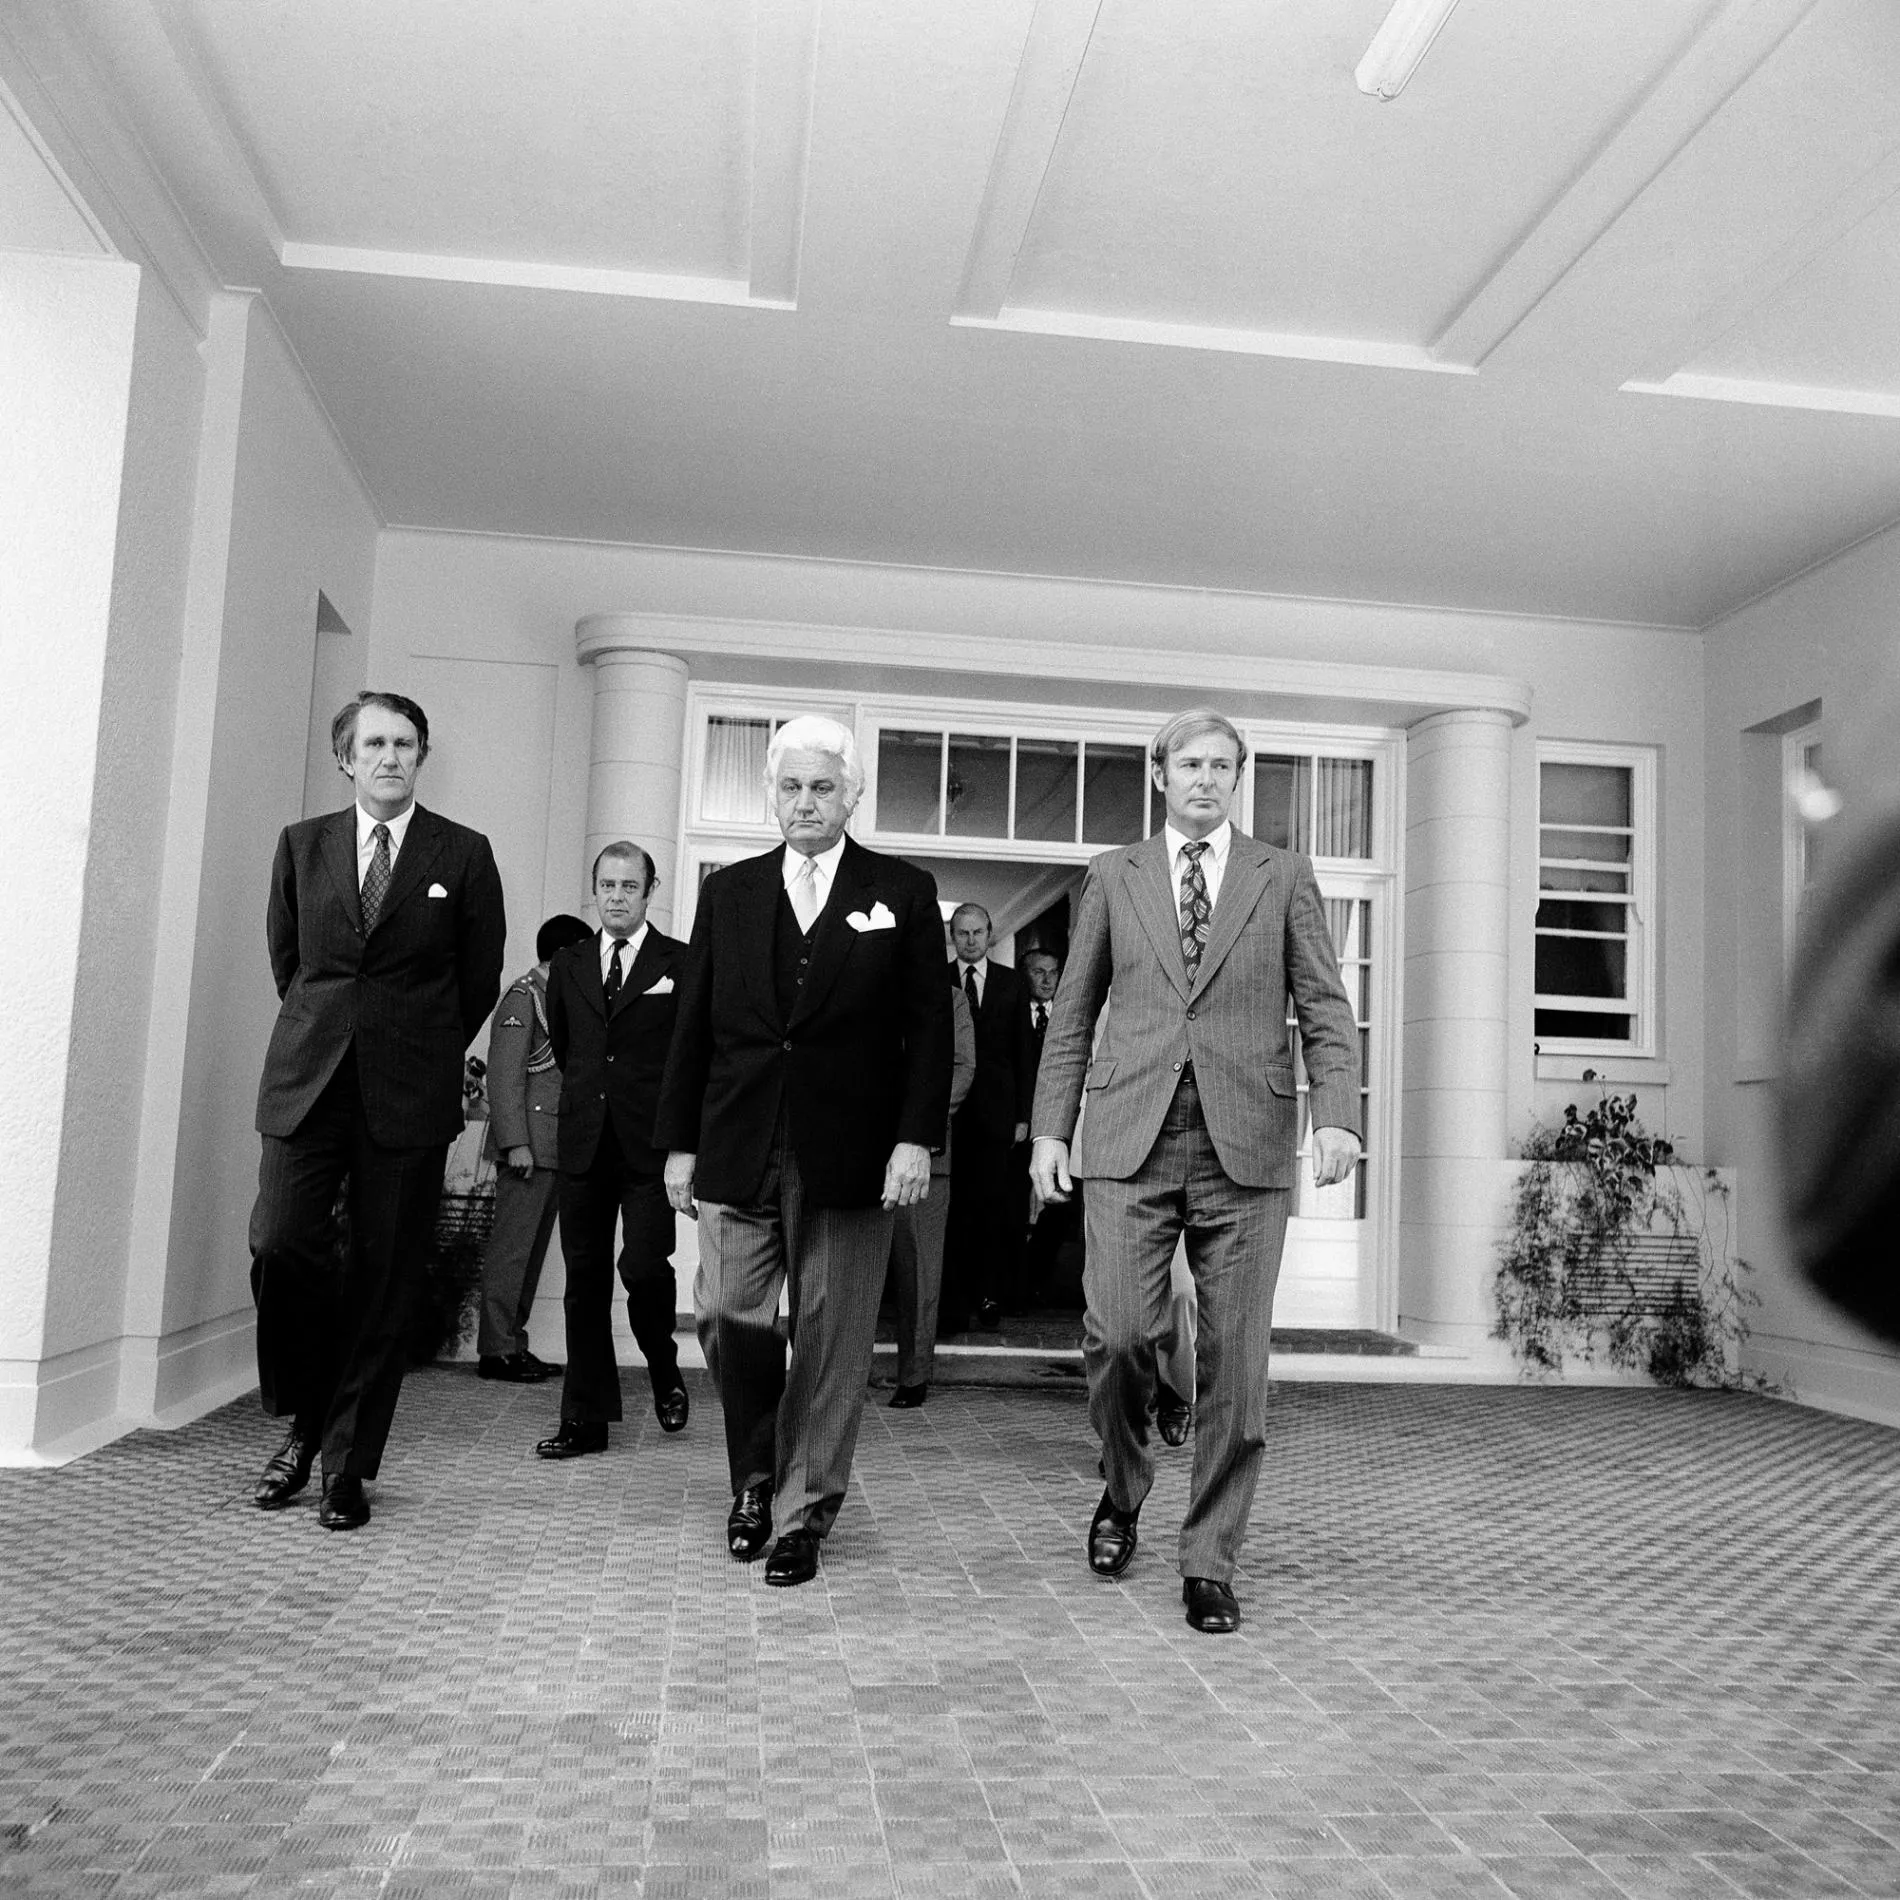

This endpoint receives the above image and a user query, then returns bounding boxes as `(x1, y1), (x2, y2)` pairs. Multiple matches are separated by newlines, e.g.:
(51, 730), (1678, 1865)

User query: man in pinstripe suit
(1030, 709), (1360, 1633)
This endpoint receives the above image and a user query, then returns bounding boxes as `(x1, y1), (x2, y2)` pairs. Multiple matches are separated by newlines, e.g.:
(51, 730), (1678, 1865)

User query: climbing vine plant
(1494, 1087), (1763, 1388)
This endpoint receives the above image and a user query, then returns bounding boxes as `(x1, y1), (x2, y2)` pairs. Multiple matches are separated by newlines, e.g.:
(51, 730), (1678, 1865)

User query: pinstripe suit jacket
(1031, 828), (1359, 1190)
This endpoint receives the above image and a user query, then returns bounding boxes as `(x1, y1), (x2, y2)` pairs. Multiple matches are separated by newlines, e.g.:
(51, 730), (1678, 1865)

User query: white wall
(1704, 521), (1900, 1422)
(0, 250), (141, 1452)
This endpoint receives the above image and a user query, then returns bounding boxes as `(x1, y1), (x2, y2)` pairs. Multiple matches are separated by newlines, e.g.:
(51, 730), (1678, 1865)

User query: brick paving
(5, 1370), (1900, 1897)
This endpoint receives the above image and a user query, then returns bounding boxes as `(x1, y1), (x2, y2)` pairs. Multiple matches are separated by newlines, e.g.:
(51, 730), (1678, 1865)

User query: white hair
(764, 715), (865, 809)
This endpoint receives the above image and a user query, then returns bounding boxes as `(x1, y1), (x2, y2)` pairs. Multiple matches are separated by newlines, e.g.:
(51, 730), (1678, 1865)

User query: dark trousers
(1081, 1071), (1290, 1583)
(556, 1122), (681, 1423)
(250, 1047), (447, 1481)
(707, 1125), (892, 1538)
(944, 1131), (1023, 1318)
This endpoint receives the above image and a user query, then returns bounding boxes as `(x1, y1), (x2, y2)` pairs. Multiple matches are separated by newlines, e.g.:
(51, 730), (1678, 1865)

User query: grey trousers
(1081, 1071), (1290, 1583)
(888, 1173), (950, 1387)
(477, 1165), (560, 1359)
(706, 1133), (894, 1540)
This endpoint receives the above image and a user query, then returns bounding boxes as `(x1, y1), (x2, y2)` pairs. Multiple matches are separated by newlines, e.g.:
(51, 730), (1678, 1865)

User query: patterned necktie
(604, 937), (626, 1009)
(964, 966), (980, 1015)
(361, 822), (392, 930)
(1033, 1002), (1046, 1031)
(790, 855), (821, 932)
(1179, 839), (1211, 980)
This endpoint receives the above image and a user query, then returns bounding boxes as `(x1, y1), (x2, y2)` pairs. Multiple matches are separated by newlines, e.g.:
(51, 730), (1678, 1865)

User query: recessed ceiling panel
(1006, 0), (1724, 344)
(178, 0), (754, 275)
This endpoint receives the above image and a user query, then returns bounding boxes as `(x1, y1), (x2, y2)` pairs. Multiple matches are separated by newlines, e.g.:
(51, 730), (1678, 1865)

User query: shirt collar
(782, 837), (848, 889)
(1164, 818), (1231, 868)
(958, 955), (990, 983)
(600, 922), (649, 964)
(357, 800), (416, 853)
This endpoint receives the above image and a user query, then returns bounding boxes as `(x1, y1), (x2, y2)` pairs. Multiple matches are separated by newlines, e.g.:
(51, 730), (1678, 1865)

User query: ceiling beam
(1431, 0), (1820, 369)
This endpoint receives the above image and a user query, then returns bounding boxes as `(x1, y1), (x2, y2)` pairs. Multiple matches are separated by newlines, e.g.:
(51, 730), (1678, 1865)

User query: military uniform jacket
(483, 968), (562, 1170)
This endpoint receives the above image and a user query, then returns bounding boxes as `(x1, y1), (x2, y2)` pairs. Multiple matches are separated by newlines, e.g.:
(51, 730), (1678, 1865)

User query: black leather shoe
(481, 1351), (557, 1383)
(1156, 1383), (1192, 1448)
(318, 1474), (370, 1531)
(1183, 1576), (1241, 1634)
(1087, 1489), (1139, 1578)
(728, 1484), (774, 1562)
(535, 1421), (608, 1460)
(765, 1527), (820, 1587)
(977, 1300), (1002, 1331)
(654, 1384), (689, 1434)
(887, 1383), (928, 1409)
(253, 1425), (318, 1509)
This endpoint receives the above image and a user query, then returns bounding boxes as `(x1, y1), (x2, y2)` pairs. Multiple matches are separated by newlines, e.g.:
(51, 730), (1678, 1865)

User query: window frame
(1781, 719), (1824, 976)
(1534, 740), (1658, 1060)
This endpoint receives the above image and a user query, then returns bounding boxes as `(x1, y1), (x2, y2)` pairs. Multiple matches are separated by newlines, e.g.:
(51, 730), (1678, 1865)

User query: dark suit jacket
(950, 958), (1035, 1144)
(545, 927), (686, 1176)
(255, 804), (506, 1148)
(654, 837), (953, 1208)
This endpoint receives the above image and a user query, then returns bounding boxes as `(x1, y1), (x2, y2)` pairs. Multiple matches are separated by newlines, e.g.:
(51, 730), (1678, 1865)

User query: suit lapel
(737, 851), (786, 1022)
(790, 839), (868, 1028)
(574, 934), (608, 1018)
(1191, 832), (1274, 999)
(371, 806), (445, 934)
(321, 809), (364, 934)
(615, 928), (666, 1013)
(1128, 833), (1190, 1002)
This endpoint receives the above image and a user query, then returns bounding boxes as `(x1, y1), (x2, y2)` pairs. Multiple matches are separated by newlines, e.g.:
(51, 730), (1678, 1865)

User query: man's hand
(1030, 1136), (1073, 1205)
(503, 1145), (535, 1181)
(1312, 1126), (1362, 1189)
(664, 1151), (698, 1217)
(880, 1142), (932, 1210)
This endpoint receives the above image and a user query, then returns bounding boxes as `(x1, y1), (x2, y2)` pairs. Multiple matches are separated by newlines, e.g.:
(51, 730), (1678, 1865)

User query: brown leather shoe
(1183, 1576), (1240, 1634)
(728, 1483), (774, 1562)
(253, 1425), (318, 1509)
(1087, 1488), (1139, 1578)
(317, 1474), (370, 1531)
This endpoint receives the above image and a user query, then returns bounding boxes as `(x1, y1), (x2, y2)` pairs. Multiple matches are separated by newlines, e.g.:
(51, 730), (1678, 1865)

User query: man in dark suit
(1019, 946), (1080, 1305)
(1031, 708), (1360, 1633)
(943, 904), (1035, 1329)
(250, 690), (506, 1530)
(535, 842), (690, 1458)
(656, 714), (951, 1587)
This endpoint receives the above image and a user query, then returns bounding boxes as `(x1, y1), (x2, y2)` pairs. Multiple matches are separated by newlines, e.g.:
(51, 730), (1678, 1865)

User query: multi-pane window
(1253, 755), (1374, 858)
(1535, 747), (1654, 1052)
(872, 728), (1149, 845)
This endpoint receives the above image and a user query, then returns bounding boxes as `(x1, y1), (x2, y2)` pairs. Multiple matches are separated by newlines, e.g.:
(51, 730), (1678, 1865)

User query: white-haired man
(656, 715), (952, 1586)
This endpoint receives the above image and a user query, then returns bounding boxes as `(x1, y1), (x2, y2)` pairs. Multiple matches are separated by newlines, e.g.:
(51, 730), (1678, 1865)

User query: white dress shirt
(1164, 818), (1233, 923)
(781, 837), (847, 920)
(355, 800), (416, 888)
(956, 955), (990, 1006)
(599, 922), (650, 983)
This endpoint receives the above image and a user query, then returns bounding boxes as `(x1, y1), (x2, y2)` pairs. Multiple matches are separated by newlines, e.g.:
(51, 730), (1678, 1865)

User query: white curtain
(1313, 758), (1372, 859)
(703, 717), (771, 822)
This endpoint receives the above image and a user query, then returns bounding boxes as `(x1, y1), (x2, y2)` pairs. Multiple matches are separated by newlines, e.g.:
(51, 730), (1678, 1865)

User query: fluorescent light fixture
(1355, 0), (1462, 100)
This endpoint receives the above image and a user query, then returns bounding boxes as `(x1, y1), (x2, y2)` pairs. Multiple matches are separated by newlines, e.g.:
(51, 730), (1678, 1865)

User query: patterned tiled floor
(7, 1371), (1900, 1899)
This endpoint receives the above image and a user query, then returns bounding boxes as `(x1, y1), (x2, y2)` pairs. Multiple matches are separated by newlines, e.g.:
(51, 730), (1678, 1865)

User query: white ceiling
(28, 0), (1900, 627)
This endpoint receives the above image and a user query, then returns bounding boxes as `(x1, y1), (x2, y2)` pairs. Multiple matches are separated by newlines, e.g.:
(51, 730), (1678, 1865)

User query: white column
(574, 637), (689, 935)
(1398, 708), (1514, 1348)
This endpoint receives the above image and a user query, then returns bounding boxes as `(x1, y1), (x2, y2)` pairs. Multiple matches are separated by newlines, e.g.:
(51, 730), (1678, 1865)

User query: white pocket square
(427, 883), (448, 898)
(847, 901), (897, 932)
(644, 976), (675, 994)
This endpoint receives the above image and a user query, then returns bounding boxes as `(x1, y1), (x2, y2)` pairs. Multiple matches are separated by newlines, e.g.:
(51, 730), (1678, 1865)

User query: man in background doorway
(250, 690), (506, 1531)
(943, 903), (1035, 1329)
(476, 911), (595, 1384)
(1021, 946), (1081, 1307)
(887, 981), (976, 1408)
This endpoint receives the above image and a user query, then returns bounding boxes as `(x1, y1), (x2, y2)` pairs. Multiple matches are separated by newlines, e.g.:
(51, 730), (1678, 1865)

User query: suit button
(1186, 1009), (1196, 1021)
(783, 1040), (793, 1051)
(606, 1055), (615, 1063)
(1172, 1061), (1182, 1072)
